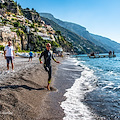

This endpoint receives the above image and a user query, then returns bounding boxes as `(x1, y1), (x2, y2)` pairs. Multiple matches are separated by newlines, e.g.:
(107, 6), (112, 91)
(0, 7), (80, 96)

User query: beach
(1, 53), (119, 120)
(0, 55), (66, 120)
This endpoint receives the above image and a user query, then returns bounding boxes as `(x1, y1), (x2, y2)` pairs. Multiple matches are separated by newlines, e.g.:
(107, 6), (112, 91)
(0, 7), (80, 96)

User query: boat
(0, 51), (4, 54)
(88, 54), (116, 58)
(16, 52), (30, 58)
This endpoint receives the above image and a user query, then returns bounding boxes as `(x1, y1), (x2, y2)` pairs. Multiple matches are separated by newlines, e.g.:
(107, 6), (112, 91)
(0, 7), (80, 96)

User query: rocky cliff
(22, 8), (41, 22)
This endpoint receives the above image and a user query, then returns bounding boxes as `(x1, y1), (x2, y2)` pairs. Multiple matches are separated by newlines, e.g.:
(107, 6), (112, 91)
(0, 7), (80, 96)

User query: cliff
(22, 8), (41, 23)
(0, 1), (72, 52)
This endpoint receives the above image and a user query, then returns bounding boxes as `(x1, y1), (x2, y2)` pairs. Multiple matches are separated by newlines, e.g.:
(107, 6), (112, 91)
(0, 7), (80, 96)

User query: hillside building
(36, 32), (55, 41)
(0, 0), (5, 3)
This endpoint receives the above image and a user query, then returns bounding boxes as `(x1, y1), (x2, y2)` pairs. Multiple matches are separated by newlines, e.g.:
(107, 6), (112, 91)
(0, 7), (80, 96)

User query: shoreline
(43, 57), (82, 120)
(0, 55), (66, 120)
(0, 55), (105, 120)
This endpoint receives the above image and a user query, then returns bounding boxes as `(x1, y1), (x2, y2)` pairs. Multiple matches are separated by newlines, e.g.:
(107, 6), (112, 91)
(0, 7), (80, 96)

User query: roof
(56, 47), (63, 51)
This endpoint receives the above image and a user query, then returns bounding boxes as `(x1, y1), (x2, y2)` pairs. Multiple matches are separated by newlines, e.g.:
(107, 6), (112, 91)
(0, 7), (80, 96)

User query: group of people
(109, 51), (114, 56)
(90, 52), (95, 56)
(4, 41), (60, 90)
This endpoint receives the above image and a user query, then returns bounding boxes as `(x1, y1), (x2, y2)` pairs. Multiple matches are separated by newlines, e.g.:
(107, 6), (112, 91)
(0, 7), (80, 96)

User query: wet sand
(43, 62), (82, 120)
(0, 55), (65, 120)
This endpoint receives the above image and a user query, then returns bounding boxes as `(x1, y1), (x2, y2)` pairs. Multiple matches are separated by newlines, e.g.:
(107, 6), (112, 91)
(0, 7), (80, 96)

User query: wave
(60, 58), (98, 120)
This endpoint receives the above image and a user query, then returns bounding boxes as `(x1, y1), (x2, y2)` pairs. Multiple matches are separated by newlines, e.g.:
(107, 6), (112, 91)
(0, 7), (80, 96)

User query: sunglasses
(47, 46), (51, 47)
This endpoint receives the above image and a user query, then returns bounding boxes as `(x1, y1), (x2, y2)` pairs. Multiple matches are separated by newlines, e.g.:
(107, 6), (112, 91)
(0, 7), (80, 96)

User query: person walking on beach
(39, 43), (60, 90)
(29, 51), (33, 62)
(4, 40), (15, 73)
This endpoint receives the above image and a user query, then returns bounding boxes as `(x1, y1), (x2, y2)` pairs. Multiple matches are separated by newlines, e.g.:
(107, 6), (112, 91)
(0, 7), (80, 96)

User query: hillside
(40, 13), (120, 53)
(90, 34), (120, 52)
(41, 17), (107, 54)
(0, 1), (72, 53)
(0, 1), (111, 54)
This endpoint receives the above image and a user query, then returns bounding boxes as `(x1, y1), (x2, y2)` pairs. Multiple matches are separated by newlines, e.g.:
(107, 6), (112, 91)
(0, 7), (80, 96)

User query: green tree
(0, 45), (4, 51)
(56, 31), (61, 36)
(3, 2), (8, 6)
(13, 22), (20, 28)
(16, 29), (24, 50)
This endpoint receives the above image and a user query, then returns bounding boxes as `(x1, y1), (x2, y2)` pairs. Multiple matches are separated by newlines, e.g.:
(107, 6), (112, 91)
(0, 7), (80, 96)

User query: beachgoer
(113, 51), (114, 55)
(4, 40), (15, 73)
(109, 51), (112, 56)
(39, 43), (60, 90)
(37, 53), (40, 58)
(90, 52), (95, 56)
(29, 51), (33, 62)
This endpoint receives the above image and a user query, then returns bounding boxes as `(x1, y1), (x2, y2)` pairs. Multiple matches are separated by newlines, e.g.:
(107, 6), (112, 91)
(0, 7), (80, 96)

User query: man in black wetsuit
(39, 43), (60, 90)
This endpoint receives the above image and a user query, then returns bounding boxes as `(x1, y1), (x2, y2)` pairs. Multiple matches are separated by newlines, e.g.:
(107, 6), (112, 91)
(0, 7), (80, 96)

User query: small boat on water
(88, 54), (116, 58)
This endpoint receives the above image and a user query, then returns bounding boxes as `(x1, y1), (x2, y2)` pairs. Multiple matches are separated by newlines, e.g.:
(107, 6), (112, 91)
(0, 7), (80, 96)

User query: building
(55, 47), (63, 57)
(0, 26), (21, 49)
(0, 0), (5, 3)
(36, 32), (55, 41)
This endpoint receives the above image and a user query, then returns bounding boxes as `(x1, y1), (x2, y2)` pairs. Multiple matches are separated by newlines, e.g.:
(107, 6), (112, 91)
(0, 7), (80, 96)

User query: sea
(60, 53), (120, 120)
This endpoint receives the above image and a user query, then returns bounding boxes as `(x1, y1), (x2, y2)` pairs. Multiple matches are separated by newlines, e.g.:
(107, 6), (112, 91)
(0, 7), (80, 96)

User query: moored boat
(16, 52), (30, 58)
(88, 54), (116, 58)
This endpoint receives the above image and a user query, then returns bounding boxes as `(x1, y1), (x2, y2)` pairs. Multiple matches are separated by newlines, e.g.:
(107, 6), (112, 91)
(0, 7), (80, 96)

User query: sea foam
(61, 58), (97, 120)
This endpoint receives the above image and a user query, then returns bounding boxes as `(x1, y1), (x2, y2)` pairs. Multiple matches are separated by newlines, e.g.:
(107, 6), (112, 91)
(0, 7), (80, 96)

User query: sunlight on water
(61, 53), (120, 120)
(61, 58), (98, 120)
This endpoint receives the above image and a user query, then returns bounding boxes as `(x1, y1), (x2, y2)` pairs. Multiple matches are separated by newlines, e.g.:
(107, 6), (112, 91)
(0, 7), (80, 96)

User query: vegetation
(29, 35), (59, 52)
(12, 14), (16, 17)
(0, 45), (4, 51)
(41, 17), (107, 54)
(13, 22), (20, 27)
(0, 1), (72, 53)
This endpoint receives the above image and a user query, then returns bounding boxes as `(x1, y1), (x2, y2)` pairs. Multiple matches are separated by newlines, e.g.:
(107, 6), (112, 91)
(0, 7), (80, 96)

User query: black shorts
(29, 56), (32, 58)
(6, 56), (13, 64)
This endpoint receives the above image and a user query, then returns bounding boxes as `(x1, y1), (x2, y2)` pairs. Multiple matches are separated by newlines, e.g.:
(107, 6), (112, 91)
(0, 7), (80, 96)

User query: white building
(0, 0), (5, 3)
(56, 47), (63, 52)
(0, 26), (11, 33)
(36, 32), (55, 41)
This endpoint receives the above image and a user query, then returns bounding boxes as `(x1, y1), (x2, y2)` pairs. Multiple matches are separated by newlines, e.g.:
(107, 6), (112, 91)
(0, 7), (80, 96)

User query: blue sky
(16, 0), (120, 43)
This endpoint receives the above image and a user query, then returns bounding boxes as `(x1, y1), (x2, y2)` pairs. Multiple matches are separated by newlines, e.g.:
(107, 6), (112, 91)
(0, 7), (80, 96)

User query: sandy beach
(0, 54), (66, 120)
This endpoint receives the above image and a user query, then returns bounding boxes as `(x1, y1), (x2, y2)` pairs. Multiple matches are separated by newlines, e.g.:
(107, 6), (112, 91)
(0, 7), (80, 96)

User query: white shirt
(4, 45), (14, 57)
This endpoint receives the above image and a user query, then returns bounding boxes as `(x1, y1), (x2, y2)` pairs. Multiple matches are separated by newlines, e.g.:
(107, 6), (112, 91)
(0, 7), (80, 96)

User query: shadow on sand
(0, 85), (45, 91)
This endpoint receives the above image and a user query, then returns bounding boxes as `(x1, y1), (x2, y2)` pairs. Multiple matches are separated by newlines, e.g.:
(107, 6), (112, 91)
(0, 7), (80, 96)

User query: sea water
(61, 53), (120, 120)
